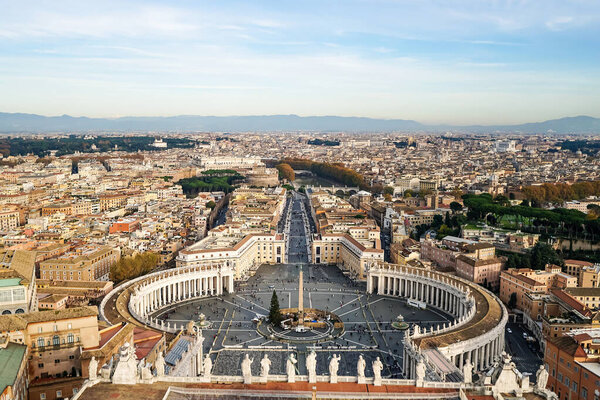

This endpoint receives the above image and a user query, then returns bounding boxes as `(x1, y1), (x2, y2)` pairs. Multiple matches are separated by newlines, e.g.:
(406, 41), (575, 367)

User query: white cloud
(545, 16), (575, 31)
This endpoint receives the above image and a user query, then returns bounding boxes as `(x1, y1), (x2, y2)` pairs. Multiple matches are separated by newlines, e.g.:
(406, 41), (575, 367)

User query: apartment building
(0, 208), (20, 231)
(39, 245), (120, 282)
(98, 193), (127, 211)
(545, 331), (600, 400)
(0, 307), (100, 400)
(500, 266), (578, 312)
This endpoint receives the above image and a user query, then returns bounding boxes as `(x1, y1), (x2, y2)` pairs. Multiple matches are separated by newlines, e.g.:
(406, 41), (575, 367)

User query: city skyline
(1, 0), (599, 125)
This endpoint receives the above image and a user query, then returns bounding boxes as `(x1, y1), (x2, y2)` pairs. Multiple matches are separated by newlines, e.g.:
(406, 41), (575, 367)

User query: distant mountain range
(0, 112), (599, 134)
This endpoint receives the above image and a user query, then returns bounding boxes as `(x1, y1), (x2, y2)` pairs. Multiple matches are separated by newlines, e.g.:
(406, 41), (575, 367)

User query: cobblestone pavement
(152, 264), (453, 378)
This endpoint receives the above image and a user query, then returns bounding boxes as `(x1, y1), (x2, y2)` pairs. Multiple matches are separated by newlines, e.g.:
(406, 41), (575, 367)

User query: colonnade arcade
(366, 262), (507, 381)
(128, 263), (235, 332)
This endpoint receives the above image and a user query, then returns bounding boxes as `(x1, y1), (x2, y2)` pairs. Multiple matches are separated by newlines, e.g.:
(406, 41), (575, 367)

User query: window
(573, 382), (578, 392)
(52, 335), (59, 346)
(67, 333), (74, 343)
(582, 387), (588, 399)
(38, 363), (44, 368)
(37, 338), (44, 348)
(54, 359), (60, 364)
(40, 394), (46, 400)
(56, 390), (62, 398)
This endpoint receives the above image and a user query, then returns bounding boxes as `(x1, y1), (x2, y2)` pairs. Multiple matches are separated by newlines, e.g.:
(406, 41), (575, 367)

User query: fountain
(392, 314), (409, 330)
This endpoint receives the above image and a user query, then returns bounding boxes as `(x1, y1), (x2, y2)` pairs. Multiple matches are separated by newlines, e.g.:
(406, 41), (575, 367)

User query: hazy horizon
(1, 1), (599, 125)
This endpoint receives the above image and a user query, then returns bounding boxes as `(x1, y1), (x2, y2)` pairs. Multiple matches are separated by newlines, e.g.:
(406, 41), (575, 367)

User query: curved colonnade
(366, 262), (507, 380)
(127, 263), (235, 333)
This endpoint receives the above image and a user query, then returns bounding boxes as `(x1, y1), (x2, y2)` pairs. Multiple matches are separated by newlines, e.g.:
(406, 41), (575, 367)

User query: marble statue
(155, 352), (165, 377)
(242, 354), (254, 383)
(88, 356), (98, 380)
(203, 354), (213, 377)
(357, 354), (366, 384)
(306, 350), (317, 383)
(329, 354), (341, 383)
(463, 359), (473, 384)
(287, 353), (298, 383)
(416, 357), (426, 384)
(140, 363), (153, 380)
(112, 343), (138, 385)
(186, 320), (195, 335)
(536, 365), (549, 391)
(260, 354), (271, 378)
(373, 357), (383, 386)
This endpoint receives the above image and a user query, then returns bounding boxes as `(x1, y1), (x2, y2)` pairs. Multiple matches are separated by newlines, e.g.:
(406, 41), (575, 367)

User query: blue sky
(0, 0), (599, 125)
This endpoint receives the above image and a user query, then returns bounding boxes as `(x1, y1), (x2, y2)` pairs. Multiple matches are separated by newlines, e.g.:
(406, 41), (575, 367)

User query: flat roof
(0, 278), (22, 288)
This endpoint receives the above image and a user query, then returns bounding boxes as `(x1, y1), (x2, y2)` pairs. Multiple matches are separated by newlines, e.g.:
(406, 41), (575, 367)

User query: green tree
(384, 186), (394, 196)
(450, 201), (463, 214)
(269, 290), (282, 326)
(531, 242), (562, 269)
(206, 200), (216, 209)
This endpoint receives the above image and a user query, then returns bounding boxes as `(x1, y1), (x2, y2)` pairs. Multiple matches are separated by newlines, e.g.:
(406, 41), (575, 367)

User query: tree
(508, 292), (517, 309)
(530, 242), (562, 270)
(494, 195), (510, 207)
(384, 193), (392, 202)
(445, 211), (451, 226)
(206, 200), (216, 209)
(384, 186), (394, 196)
(269, 290), (282, 326)
(449, 201), (463, 214)
(432, 214), (443, 228)
(110, 252), (160, 282)
(275, 163), (295, 181)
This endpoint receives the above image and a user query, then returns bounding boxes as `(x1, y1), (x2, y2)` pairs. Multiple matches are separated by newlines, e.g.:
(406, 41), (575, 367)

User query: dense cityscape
(2, 0), (600, 399)
(0, 131), (599, 400)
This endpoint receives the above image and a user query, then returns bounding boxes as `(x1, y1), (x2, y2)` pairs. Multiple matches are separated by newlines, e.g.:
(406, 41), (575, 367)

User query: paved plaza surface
(151, 264), (453, 379)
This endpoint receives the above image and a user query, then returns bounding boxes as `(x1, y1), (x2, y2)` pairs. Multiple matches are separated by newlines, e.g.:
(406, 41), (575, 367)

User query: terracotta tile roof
(551, 289), (592, 317)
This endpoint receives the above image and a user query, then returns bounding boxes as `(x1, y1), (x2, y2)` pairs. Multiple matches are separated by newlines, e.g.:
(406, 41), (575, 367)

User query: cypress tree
(269, 290), (281, 325)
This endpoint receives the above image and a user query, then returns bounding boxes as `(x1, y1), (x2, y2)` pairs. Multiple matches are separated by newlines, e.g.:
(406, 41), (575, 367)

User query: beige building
(0, 208), (20, 231)
(177, 231), (286, 280)
(0, 250), (38, 315)
(39, 245), (120, 282)
(312, 233), (384, 280)
(0, 306), (100, 400)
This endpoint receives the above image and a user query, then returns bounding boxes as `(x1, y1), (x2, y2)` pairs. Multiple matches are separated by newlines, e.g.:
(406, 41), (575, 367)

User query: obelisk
(298, 266), (304, 329)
